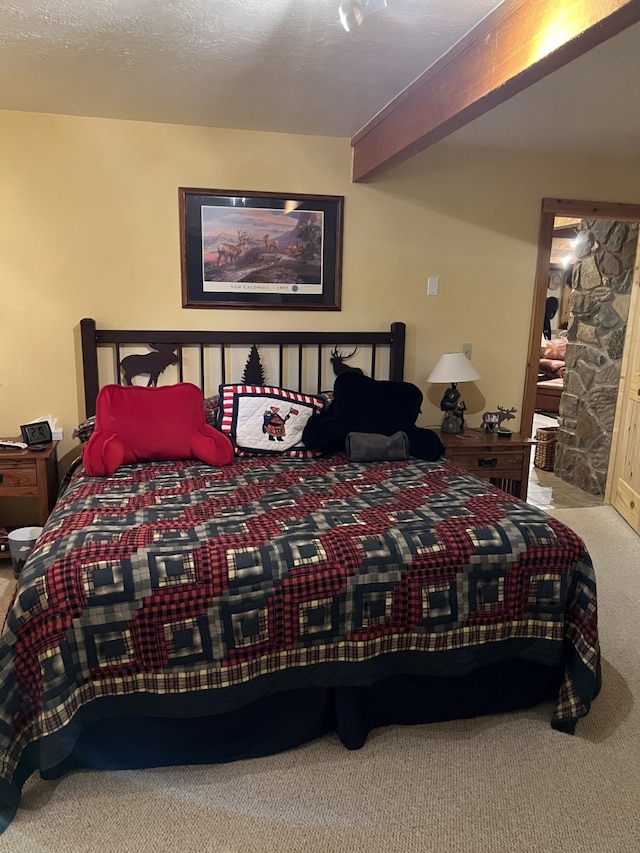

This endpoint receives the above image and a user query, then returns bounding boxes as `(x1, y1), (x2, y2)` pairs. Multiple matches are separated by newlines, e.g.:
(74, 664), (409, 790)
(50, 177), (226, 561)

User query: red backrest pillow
(83, 383), (235, 476)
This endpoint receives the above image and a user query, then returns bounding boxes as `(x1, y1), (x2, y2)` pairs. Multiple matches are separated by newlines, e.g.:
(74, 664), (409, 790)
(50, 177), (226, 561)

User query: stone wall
(555, 219), (638, 495)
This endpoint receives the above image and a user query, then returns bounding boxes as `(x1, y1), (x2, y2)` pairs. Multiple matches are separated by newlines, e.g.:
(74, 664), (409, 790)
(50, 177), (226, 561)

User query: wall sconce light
(339, 0), (388, 32)
(427, 352), (481, 434)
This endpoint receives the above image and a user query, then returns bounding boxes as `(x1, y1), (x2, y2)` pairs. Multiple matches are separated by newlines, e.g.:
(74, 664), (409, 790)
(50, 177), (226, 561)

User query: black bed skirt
(45, 660), (563, 778)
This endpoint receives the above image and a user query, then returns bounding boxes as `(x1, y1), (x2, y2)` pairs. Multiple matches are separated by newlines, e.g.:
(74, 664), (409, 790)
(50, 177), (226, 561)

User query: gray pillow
(345, 431), (410, 462)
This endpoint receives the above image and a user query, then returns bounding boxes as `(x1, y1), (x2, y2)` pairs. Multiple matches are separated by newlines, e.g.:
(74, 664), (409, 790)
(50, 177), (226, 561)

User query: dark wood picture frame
(179, 188), (343, 310)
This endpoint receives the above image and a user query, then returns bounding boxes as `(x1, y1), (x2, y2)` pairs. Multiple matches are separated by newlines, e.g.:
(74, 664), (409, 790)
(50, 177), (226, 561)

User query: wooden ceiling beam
(351, 0), (640, 182)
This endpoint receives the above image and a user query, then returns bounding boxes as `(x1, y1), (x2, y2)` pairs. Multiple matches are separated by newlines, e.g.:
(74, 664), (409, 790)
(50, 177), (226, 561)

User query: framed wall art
(179, 188), (344, 310)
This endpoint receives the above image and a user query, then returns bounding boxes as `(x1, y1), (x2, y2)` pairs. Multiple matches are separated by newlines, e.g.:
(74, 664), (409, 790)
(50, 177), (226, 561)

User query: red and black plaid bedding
(0, 454), (599, 822)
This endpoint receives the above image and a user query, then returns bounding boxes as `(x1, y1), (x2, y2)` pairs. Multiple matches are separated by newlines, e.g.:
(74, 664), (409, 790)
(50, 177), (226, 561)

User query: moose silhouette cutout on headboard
(120, 343), (180, 386)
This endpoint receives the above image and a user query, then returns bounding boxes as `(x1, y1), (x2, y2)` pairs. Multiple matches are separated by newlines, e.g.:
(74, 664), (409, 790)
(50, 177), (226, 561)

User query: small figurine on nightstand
(481, 405), (517, 432)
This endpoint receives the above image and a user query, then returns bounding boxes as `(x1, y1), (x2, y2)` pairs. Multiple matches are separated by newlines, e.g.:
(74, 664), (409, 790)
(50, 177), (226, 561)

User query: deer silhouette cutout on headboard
(120, 344), (180, 386)
(330, 346), (364, 377)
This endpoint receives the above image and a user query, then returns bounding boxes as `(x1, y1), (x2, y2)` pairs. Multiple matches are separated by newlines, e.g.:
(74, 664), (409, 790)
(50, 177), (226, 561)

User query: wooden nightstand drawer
(0, 462), (38, 489)
(449, 448), (524, 477)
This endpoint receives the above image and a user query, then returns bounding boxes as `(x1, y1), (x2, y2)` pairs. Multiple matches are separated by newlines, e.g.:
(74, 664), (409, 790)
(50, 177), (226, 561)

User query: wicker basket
(534, 426), (558, 471)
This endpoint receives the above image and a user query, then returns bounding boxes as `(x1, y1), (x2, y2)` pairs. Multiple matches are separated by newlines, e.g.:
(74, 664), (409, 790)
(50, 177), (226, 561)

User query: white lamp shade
(427, 352), (481, 384)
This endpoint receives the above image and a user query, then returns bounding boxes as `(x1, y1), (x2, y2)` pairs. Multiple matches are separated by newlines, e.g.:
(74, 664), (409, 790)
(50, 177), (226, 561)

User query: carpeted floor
(1, 506), (639, 852)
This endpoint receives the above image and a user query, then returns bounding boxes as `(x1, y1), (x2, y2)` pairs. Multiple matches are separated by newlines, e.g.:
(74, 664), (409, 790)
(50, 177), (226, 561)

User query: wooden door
(607, 239), (640, 532)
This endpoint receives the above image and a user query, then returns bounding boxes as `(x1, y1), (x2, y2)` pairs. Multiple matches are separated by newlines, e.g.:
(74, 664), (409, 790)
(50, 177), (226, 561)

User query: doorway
(521, 198), (640, 500)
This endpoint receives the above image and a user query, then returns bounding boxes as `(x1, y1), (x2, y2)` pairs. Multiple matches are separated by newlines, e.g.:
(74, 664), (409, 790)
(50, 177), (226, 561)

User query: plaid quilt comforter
(0, 454), (600, 824)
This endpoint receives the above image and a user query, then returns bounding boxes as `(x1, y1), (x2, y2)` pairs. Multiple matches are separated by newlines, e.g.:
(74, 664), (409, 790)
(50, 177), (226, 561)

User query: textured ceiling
(0, 0), (505, 136)
(0, 0), (638, 161)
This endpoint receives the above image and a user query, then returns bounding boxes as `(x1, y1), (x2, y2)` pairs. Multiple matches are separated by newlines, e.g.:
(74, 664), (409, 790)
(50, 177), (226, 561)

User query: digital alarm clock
(19, 421), (53, 447)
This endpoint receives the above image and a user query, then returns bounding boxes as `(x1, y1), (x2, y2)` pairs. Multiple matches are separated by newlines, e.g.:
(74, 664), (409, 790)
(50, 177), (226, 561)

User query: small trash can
(534, 426), (558, 471)
(8, 526), (43, 578)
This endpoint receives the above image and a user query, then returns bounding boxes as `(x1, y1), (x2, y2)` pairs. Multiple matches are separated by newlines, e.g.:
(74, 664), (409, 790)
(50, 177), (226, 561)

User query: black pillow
(302, 372), (443, 461)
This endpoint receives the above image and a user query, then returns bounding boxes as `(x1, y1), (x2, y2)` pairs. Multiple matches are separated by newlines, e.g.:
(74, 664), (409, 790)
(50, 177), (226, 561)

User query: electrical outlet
(462, 343), (472, 359)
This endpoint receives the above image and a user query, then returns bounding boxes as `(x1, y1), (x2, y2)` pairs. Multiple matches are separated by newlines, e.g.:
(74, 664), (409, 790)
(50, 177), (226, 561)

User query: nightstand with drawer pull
(0, 440), (60, 526)
(438, 429), (535, 500)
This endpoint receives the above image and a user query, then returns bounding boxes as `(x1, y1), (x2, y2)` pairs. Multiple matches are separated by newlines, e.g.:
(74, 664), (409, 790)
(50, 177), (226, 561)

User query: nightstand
(438, 429), (534, 500)
(0, 440), (60, 526)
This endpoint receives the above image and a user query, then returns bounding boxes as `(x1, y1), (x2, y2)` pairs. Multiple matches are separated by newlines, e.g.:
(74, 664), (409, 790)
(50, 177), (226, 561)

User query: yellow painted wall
(1, 108), (640, 525)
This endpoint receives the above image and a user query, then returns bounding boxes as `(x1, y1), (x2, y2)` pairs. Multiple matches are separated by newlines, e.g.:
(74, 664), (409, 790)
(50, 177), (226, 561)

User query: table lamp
(427, 352), (481, 434)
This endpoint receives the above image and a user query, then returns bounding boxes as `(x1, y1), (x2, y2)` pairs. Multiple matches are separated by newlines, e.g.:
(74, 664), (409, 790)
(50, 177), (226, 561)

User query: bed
(0, 319), (600, 830)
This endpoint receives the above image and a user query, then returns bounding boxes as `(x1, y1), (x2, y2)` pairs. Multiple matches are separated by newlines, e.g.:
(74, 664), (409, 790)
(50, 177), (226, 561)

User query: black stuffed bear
(302, 372), (443, 461)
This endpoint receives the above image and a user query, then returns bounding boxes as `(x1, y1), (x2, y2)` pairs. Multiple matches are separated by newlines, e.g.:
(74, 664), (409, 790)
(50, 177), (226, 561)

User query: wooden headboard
(80, 318), (406, 418)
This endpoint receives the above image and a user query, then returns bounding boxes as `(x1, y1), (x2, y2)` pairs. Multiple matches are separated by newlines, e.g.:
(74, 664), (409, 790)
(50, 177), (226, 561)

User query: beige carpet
(1, 506), (639, 852)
